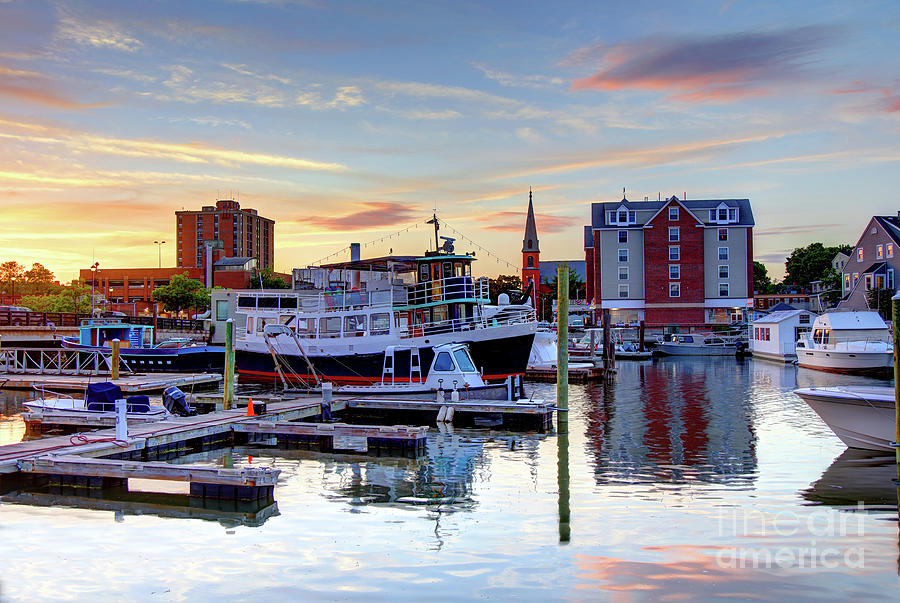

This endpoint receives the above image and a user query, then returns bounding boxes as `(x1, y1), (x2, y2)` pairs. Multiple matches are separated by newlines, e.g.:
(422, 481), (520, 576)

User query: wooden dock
(233, 420), (428, 454)
(525, 365), (605, 383)
(0, 372), (222, 392)
(344, 397), (555, 430)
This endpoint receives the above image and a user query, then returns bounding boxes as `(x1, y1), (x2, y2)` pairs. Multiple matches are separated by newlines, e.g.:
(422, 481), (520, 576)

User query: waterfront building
(521, 190), (540, 308)
(583, 194), (754, 328)
(749, 309), (816, 363)
(176, 199), (274, 273)
(754, 294), (811, 311)
(837, 214), (900, 310)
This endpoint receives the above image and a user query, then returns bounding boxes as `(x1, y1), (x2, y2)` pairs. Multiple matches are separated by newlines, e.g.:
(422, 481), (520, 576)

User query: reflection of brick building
(176, 199), (274, 273)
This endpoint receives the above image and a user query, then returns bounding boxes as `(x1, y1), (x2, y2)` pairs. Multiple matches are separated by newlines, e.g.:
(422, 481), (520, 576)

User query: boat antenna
(426, 212), (440, 252)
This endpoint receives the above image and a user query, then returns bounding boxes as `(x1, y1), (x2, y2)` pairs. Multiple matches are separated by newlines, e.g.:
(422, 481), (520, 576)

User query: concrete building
(176, 199), (274, 274)
(583, 194), (754, 328)
(838, 214), (900, 310)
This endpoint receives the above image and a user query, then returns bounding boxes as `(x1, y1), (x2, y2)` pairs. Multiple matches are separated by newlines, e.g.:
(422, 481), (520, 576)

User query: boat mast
(427, 212), (440, 252)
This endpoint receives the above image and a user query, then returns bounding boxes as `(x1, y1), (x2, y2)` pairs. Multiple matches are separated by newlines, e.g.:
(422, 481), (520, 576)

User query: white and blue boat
(60, 318), (224, 373)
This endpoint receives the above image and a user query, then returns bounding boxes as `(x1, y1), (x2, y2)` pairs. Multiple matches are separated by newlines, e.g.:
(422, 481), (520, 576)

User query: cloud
(481, 211), (579, 233)
(374, 80), (519, 106)
(0, 66), (104, 108)
(169, 116), (252, 129)
(570, 26), (841, 102)
(301, 202), (420, 230)
(515, 127), (544, 144)
(472, 63), (565, 90)
(57, 16), (143, 52)
(754, 224), (844, 237)
(92, 68), (157, 83)
(222, 63), (292, 85)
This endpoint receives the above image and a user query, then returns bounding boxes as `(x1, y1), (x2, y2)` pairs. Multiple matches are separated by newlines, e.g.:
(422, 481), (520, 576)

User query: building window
(669, 265), (680, 280)
(877, 244), (884, 259)
(718, 247), (729, 260)
(669, 207), (679, 220)
(864, 274), (872, 290)
(844, 274), (850, 289)
(719, 283), (729, 296)
(719, 265), (729, 279)
(754, 327), (759, 340)
(888, 243), (894, 258)
(718, 208), (728, 221)
(618, 248), (628, 262)
(852, 272), (859, 286)
(617, 209), (627, 223)
(799, 313), (810, 324)
(618, 230), (628, 243)
(527, 256), (533, 267)
(718, 228), (728, 242)
(668, 227), (680, 242)
(857, 248), (863, 262)
(669, 246), (680, 261)
(618, 267), (628, 280)
(618, 284), (629, 298)
(669, 282), (681, 297)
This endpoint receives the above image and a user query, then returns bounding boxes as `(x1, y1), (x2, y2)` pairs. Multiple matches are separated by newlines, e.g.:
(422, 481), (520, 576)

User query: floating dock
(0, 372), (222, 392)
(525, 365), (605, 383)
(343, 397), (555, 430)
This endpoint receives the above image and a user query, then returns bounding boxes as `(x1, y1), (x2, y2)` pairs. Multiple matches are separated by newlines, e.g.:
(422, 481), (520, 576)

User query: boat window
(371, 312), (390, 335)
(681, 336), (694, 343)
(443, 262), (453, 278)
(279, 315), (295, 326)
(258, 297), (278, 309)
(215, 300), (229, 321)
(344, 314), (367, 336)
(823, 329), (831, 344)
(246, 317), (254, 334)
(419, 264), (429, 282)
(433, 352), (455, 372)
(454, 262), (463, 277)
(319, 316), (341, 338)
(257, 319), (267, 333)
(432, 263), (441, 282)
(297, 318), (316, 337)
(464, 264), (471, 276)
(453, 349), (477, 372)
(279, 297), (298, 309)
(235, 296), (254, 308)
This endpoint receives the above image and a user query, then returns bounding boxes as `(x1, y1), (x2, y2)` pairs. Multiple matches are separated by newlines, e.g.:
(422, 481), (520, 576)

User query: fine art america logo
(715, 505), (866, 569)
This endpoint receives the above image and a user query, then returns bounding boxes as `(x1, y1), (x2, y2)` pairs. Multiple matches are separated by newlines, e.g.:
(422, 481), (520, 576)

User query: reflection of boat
(236, 245), (536, 385)
(802, 448), (898, 509)
(793, 385), (896, 451)
(795, 311), (892, 374)
(61, 319), (224, 373)
(654, 332), (746, 356)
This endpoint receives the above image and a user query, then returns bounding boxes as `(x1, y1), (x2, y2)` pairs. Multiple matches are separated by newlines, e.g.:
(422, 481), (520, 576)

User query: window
(857, 248), (863, 262)
(764, 328), (770, 341)
(719, 265), (729, 279)
(433, 352), (455, 371)
(669, 282), (681, 297)
(618, 230), (628, 243)
(889, 269), (895, 290)
(618, 267), (629, 280)
(729, 208), (737, 221)
(844, 274), (850, 289)
(718, 247), (729, 260)
(618, 248), (628, 262)
(215, 300), (229, 321)
(344, 314), (367, 336)
(669, 207), (679, 220)
(629, 210), (636, 222)
(718, 228), (728, 242)
(754, 327), (759, 340)
(799, 313), (810, 324)
(852, 272), (859, 286)
(669, 265), (680, 280)
(617, 209), (627, 223)
(371, 313), (391, 335)
(888, 243), (894, 258)
(669, 246), (680, 261)
(877, 244), (884, 259)
(527, 256), (534, 267)
(864, 274), (872, 290)
(719, 283), (729, 297)
(454, 349), (476, 372)
(618, 284), (629, 298)
(718, 208), (728, 221)
(669, 227), (680, 242)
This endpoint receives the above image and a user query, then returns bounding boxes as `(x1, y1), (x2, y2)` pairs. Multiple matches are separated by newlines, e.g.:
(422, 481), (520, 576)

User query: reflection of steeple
(522, 189), (540, 253)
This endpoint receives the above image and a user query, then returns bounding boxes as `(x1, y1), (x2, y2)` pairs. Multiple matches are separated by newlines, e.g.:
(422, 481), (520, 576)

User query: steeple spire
(522, 188), (539, 253)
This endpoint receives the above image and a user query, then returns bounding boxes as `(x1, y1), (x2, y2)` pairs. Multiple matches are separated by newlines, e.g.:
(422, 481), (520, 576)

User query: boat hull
(794, 386), (896, 451)
(60, 339), (225, 373)
(654, 343), (737, 356)
(796, 348), (892, 375)
(237, 332), (536, 385)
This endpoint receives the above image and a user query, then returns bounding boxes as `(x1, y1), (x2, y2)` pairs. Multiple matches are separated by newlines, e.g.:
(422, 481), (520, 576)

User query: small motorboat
(793, 385), (897, 451)
(614, 341), (652, 360)
(25, 382), (197, 419)
(654, 331), (747, 356)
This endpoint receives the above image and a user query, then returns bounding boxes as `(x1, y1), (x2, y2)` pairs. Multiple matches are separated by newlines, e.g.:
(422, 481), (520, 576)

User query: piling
(892, 291), (899, 546)
(638, 320), (646, 352)
(110, 339), (120, 380)
(224, 319), (234, 411)
(556, 265), (568, 416)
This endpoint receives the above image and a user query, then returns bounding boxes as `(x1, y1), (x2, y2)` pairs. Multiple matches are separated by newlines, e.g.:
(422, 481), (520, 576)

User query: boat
(794, 311), (893, 375)
(25, 382), (196, 419)
(276, 341), (522, 401)
(614, 341), (652, 360)
(793, 385), (897, 451)
(654, 331), (747, 356)
(60, 318), (224, 373)
(235, 241), (536, 385)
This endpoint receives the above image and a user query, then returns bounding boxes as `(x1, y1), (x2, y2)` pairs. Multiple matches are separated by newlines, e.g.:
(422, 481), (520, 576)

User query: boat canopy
(813, 312), (888, 331)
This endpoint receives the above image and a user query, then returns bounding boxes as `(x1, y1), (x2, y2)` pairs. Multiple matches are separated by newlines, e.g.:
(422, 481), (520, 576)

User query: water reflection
(802, 448), (898, 511)
(583, 358), (757, 485)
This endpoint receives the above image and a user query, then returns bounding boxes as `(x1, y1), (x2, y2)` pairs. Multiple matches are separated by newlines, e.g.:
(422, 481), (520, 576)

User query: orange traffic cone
(246, 396), (256, 417)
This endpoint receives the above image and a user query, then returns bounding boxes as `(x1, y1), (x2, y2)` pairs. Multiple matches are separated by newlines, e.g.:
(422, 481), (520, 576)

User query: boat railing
(811, 335), (893, 351)
(403, 276), (490, 307)
(400, 305), (534, 339)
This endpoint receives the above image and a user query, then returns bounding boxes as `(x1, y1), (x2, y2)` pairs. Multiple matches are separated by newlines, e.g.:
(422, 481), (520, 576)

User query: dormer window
(607, 207), (637, 225)
(708, 203), (739, 224)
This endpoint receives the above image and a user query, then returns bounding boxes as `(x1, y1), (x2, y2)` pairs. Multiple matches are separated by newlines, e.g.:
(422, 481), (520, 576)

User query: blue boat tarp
(86, 382), (124, 404)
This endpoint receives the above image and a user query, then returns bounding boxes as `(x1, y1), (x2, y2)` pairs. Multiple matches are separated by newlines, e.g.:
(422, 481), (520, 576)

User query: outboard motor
(162, 386), (196, 417)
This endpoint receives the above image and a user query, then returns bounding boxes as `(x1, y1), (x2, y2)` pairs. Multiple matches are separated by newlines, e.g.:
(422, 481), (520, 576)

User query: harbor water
(0, 357), (898, 600)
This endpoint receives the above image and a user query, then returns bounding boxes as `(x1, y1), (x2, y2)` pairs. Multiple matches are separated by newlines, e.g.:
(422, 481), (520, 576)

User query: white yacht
(795, 311), (893, 374)
(794, 385), (897, 451)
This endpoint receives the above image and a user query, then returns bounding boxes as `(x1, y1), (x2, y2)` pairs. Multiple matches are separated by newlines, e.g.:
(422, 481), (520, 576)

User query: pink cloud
(302, 201), (420, 230)
(481, 211), (578, 233)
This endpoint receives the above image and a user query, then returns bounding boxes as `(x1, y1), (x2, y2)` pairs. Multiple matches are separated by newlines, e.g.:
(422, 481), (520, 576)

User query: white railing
(809, 336), (892, 351)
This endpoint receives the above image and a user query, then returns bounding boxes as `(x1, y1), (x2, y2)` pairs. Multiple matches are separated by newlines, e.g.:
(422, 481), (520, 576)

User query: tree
(22, 263), (59, 295)
(20, 281), (91, 313)
(0, 260), (25, 298)
(151, 273), (210, 315)
(489, 274), (524, 303)
(249, 266), (291, 289)
(866, 287), (893, 320)
(545, 266), (585, 301)
(752, 261), (772, 294)
(784, 242), (852, 290)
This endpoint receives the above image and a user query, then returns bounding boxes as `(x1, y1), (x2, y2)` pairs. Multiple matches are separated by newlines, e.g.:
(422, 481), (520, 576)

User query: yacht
(654, 331), (747, 356)
(793, 385), (896, 451)
(795, 311), (893, 374)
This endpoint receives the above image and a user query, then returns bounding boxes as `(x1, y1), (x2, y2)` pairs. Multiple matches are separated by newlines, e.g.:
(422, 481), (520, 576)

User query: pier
(0, 372), (221, 392)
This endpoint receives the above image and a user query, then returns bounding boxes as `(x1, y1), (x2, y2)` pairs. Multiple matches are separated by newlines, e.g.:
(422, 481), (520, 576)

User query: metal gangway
(0, 347), (132, 376)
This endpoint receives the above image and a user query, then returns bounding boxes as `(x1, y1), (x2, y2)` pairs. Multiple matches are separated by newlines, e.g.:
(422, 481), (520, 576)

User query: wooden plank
(18, 455), (280, 486)
(233, 420), (428, 440)
(21, 411), (168, 428)
(346, 398), (554, 415)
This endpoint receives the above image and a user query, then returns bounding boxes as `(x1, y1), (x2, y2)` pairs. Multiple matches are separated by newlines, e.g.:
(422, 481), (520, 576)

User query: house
(832, 251), (850, 273)
(750, 309), (816, 362)
(838, 214), (900, 310)
(754, 294), (811, 311)
(583, 194), (754, 328)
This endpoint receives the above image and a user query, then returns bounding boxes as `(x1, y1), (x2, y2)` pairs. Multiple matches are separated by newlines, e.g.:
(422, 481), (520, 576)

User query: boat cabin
(805, 311), (890, 348)
(74, 319), (154, 349)
(421, 342), (483, 390)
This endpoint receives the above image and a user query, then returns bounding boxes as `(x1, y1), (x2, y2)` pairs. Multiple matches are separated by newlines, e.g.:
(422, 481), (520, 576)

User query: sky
(1, 0), (899, 283)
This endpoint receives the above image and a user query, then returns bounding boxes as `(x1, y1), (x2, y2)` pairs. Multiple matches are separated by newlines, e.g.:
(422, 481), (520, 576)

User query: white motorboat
(24, 383), (195, 420)
(795, 311), (893, 374)
(793, 385), (897, 451)
(654, 332), (746, 356)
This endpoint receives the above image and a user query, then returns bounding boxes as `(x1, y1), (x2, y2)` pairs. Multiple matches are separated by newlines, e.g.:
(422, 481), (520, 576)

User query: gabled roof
(588, 197), (754, 228)
(768, 302), (796, 312)
(873, 216), (900, 245)
(752, 309), (813, 324)
(214, 256), (254, 267)
(861, 261), (887, 274)
(643, 196), (704, 227)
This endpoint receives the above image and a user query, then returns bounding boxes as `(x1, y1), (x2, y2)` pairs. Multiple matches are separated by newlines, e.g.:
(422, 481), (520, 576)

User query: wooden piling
(110, 339), (120, 380)
(638, 320), (646, 352)
(556, 265), (568, 417)
(224, 319), (234, 410)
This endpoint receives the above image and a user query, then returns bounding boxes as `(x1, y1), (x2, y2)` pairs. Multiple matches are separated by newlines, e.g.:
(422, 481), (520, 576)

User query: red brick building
(176, 199), (274, 273)
(521, 190), (540, 307)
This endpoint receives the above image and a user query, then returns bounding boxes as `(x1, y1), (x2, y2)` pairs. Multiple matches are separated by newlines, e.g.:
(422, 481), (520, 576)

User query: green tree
(545, 266), (585, 301)
(20, 281), (91, 313)
(752, 261), (772, 294)
(249, 266), (291, 289)
(784, 242), (852, 290)
(0, 260), (25, 298)
(151, 273), (210, 315)
(22, 263), (59, 295)
(866, 287), (893, 320)
(489, 274), (524, 303)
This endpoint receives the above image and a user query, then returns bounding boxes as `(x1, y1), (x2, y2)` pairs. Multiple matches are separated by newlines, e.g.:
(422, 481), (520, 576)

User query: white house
(750, 309), (816, 362)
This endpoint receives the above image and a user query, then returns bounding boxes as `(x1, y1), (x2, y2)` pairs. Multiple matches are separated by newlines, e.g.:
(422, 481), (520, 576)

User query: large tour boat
(234, 248), (537, 385)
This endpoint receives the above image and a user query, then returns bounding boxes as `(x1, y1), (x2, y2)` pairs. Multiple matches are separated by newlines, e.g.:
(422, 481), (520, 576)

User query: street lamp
(154, 240), (166, 269)
(90, 262), (99, 315)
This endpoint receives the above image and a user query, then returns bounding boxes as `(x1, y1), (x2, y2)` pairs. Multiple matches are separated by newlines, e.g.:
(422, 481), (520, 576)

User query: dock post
(115, 398), (128, 441)
(639, 320), (646, 352)
(556, 265), (569, 414)
(111, 339), (120, 380)
(224, 319), (234, 410)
